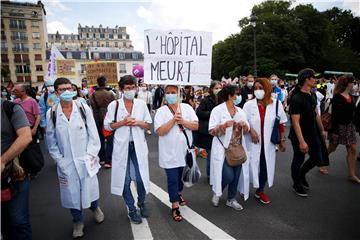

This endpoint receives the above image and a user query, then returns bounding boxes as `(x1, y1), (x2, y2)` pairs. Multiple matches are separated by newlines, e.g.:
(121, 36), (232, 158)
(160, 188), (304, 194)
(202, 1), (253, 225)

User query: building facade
(1, 0), (48, 84)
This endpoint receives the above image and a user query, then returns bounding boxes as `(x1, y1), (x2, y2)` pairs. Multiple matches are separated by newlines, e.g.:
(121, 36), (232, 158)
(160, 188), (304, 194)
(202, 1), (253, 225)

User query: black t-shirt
(288, 91), (320, 144)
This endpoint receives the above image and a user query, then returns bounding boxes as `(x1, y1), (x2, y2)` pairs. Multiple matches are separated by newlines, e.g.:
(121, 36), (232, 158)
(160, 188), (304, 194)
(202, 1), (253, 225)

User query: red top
(258, 104), (285, 140)
(346, 95), (352, 103)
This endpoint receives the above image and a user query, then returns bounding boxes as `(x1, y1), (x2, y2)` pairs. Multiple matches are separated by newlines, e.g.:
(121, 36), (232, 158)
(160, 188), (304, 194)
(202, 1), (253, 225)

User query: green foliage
(212, 0), (360, 79)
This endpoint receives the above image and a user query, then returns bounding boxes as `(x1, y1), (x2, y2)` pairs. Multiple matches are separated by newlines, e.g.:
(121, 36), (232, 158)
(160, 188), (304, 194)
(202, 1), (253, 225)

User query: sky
(14, 0), (360, 52)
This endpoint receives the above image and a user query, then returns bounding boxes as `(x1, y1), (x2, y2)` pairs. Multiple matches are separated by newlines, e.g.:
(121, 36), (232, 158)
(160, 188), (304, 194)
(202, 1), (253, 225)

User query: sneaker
(300, 176), (310, 190)
(104, 163), (112, 169)
(72, 222), (84, 239)
(226, 199), (243, 211)
(211, 194), (220, 207)
(93, 207), (104, 223)
(293, 185), (308, 197)
(137, 203), (149, 218)
(255, 192), (271, 204)
(128, 209), (142, 224)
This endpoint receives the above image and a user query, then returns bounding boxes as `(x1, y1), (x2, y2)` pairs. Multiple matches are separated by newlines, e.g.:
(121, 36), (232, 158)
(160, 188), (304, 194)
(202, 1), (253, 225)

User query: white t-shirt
(154, 103), (198, 169)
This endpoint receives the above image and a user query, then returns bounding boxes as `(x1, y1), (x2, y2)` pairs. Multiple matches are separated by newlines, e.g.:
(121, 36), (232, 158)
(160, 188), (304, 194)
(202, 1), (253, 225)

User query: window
(123, 42), (126, 47)
(13, 43), (28, 51)
(86, 33), (89, 38)
(106, 42), (109, 47)
(93, 33), (96, 38)
(36, 65), (43, 71)
(126, 34), (130, 40)
(115, 42), (118, 47)
(80, 64), (86, 73)
(119, 52), (125, 60)
(33, 43), (41, 49)
(81, 52), (87, 59)
(10, 19), (25, 29)
(25, 76), (31, 82)
(32, 32), (40, 39)
(17, 76), (24, 82)
(37, 76), (44, 82)
(16, 65), (31, 74)
(1, 54), (9, 62)
(31, 21), (39, 27)
(105, 52), (111, 59)
(119, 63), (126, 73)
(12, 31), (27, 40)
(93, 52), (100, 59)
(100, 33), (105, 38)
(109, 34), (113, 39)
(14, 54), (22, 62)
(118, 34), (122, 39)
(66, 52), (72, 59)
(90, 41), (94, 47)
(35, 54), (42, 61)
(96, 41), (100, 47)
(132, 53), (138, 59)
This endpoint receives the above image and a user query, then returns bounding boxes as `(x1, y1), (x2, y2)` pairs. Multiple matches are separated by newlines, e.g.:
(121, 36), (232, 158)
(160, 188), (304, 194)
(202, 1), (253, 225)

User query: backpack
(51, 100), (87, 129)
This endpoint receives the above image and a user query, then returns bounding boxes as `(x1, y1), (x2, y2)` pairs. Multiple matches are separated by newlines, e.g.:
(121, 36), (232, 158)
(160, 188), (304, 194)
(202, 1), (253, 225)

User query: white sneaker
(93, 207), (104, 223)
(72, 222), (84, 239)
(226, 199), (243, 211)
(212, 194), (220, 207)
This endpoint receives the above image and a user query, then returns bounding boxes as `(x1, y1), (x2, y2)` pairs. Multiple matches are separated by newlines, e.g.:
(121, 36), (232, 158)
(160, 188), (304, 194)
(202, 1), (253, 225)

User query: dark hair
(97, 76), (107, 87)
(218, 84), (238, 101)
(298, 68), (315, 87)
(54, 77), (71, 91)
(72, 84), (81, 97)
(118, 75), (136, 90)
(334, 75), (355, 95)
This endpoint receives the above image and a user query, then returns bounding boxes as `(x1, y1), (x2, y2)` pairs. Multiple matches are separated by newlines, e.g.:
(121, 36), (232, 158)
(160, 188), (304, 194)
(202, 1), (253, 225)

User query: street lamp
(250, 14), (257, 77)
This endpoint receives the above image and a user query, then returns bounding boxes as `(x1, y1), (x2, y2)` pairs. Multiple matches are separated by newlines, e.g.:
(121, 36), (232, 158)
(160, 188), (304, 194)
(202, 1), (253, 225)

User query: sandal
(348, 176), (360, 184)
(171, 207), (183, 222)
(178, 194), (187, 206)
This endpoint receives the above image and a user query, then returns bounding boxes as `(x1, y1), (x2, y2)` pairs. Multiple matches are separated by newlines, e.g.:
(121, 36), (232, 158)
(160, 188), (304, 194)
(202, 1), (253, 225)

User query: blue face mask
(271, 80), (277, 86)
(165, 94), (177, 105)
(123, 90), (136, 100)
(60, 90), (76, 102)
(233, 95), (242, 106)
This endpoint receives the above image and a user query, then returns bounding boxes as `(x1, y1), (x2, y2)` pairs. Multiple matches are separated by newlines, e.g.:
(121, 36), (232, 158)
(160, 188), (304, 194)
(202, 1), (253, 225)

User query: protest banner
(56, 59), (76, 77)
(85, 61), (118, 85)
(144, 30), (212, 86)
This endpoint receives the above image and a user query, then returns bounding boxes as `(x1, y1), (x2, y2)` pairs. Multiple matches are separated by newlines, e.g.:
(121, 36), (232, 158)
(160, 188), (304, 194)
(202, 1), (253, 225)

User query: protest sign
(144, 30), (212, 86)
(56, 59), (76, 77)
(85, 61), (118, 85)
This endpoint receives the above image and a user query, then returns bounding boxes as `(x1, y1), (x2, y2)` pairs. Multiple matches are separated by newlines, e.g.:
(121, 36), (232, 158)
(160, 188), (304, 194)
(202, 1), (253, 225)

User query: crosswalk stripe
(130, 182), (154, 240)
(150, 182), (236, 240)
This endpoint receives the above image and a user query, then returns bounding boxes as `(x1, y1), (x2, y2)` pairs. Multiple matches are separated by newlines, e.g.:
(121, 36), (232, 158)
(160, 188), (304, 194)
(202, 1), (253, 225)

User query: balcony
(10, 24), (26, 30)
(11, 36), (28, 41)
(14, 59), (30, 63)
(16, 71), (31, 76)
(1, 58), (9, 63)
(12, 48), (29, 52)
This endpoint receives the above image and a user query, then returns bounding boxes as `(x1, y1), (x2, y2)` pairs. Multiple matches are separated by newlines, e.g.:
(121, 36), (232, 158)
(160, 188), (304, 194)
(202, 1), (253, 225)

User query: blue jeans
(257, 144), (268, 193)
(1, 177), (32, 240)
(122, 142), (146, 211)
(206, 149), (211, 177)
(70, 200), (98, 223)
(221, 160), (242, 200)
(165, 167), (184, 203)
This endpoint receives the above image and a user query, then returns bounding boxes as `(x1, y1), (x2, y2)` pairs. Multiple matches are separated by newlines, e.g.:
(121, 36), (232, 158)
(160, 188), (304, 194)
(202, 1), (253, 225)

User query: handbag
(102, 100), (119, 138)
(270, 99), (281, 144)
(321, 101), (332, 131)
(19, 138), (44, 174)
(217, 125), (247, 167)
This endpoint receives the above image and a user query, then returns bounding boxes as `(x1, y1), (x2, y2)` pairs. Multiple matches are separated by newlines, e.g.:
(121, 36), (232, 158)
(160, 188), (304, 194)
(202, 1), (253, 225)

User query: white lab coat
(242, 98), (287, 189)
(208, 103), (250, 199)
(104, 98), (152, 196)
(46, 100), (101, 210)
(154, 103), (198, 169)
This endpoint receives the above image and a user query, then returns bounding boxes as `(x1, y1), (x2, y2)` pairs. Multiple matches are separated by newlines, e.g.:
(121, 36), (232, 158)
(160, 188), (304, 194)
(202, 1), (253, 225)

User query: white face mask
(47, 86), (54, 93)
(247, 81), (254, 88)
(254, 89), (265, 100)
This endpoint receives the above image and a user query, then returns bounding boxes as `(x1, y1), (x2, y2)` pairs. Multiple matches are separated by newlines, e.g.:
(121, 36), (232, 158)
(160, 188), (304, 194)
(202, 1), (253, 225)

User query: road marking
(130, 182), (153, 240)
(150, 182), (236, 240)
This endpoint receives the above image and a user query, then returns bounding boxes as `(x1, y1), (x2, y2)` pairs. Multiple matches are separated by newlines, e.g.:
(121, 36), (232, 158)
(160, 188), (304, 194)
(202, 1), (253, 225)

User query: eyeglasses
(57, 87), (73, 92)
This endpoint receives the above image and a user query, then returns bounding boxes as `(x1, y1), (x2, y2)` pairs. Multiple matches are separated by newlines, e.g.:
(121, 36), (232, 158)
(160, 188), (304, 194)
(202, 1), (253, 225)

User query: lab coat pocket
(57, 157), (74, 176)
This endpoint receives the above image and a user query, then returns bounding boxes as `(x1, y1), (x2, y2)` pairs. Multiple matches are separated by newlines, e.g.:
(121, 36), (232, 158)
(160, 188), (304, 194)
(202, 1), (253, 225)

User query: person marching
(104, 75), (152, 224)
(243, 78), (287, 204)
(208, 84), (250, 210)
(154, 85), (198, 222)
(46, 78), (104, 239)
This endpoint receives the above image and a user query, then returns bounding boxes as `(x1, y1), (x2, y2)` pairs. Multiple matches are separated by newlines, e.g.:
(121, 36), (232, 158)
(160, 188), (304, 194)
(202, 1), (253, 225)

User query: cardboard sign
(56, 59), (75, 77)
(144, 30), (212, 86)
(85, 62), (118, 85)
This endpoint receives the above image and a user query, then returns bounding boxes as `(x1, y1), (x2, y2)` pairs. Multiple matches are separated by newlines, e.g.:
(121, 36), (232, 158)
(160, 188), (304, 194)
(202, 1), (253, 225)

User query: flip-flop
(171, 207), (183, 222)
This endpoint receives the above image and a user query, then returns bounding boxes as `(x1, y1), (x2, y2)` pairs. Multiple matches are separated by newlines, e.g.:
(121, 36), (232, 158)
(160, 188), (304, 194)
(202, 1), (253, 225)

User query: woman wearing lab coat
(243, 78), (287, 204)
(46, 78), (104, 239)
(154, 85), (198, 222)
(104, 75), (152, 224)
(208, 84), (250, 210)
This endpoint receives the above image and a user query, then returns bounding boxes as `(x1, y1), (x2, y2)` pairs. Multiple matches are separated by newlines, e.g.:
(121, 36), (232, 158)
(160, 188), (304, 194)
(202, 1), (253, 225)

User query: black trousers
(290, 138), (323, 187)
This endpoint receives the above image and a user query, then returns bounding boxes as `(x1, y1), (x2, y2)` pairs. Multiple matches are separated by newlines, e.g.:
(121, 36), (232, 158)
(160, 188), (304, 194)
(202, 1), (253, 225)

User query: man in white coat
(46, 78), (104, 239)
(104, 75), (152, 224)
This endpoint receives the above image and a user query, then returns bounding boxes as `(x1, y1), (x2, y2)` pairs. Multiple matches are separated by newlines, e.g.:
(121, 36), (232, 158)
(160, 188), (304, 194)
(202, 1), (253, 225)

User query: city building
(1, 0), (48, 84)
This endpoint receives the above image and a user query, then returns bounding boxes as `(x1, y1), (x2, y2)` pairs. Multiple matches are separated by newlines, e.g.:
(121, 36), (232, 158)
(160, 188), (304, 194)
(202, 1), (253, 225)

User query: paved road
(30, 128), (360, 240)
